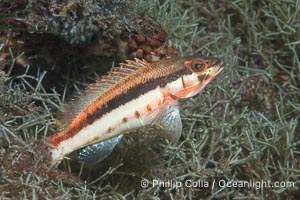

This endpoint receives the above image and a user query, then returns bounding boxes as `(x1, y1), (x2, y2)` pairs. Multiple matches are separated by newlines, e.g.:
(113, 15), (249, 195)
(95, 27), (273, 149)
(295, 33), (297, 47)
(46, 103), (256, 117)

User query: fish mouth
(214, 60), (226, 76)
(196, 60), (226, 82)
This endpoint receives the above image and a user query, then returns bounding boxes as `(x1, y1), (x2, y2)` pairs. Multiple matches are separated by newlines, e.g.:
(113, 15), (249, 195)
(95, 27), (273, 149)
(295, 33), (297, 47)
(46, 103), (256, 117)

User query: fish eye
(191, 62), (205, 72)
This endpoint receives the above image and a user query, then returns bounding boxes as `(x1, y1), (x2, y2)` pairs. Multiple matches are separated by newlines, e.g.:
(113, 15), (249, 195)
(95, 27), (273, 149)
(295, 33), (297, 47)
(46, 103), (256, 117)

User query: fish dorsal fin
(58, 59), (150, 127)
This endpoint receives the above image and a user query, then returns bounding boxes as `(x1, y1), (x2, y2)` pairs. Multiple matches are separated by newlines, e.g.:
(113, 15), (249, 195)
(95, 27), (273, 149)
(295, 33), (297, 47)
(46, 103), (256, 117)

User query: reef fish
(47, 55), (225, 167)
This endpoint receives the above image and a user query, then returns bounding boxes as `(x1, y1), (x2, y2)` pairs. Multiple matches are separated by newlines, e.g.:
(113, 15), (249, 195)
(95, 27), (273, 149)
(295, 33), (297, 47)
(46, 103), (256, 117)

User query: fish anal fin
(77, 135), (123, 168)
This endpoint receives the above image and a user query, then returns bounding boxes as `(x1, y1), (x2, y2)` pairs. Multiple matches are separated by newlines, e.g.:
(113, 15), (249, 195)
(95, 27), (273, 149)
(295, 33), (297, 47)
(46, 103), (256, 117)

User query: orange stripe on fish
(47, 55), (225, 167)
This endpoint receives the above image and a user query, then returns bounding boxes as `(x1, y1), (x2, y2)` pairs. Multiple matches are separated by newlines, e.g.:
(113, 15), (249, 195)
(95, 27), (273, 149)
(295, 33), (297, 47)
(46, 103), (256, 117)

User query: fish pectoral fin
(152, 102), (182, 144)
(77, 135), (123, 168)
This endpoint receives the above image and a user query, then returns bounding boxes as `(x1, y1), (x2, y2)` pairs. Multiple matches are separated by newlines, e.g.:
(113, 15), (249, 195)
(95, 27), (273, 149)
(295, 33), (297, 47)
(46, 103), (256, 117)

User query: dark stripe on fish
(52, 67), (192, 145)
